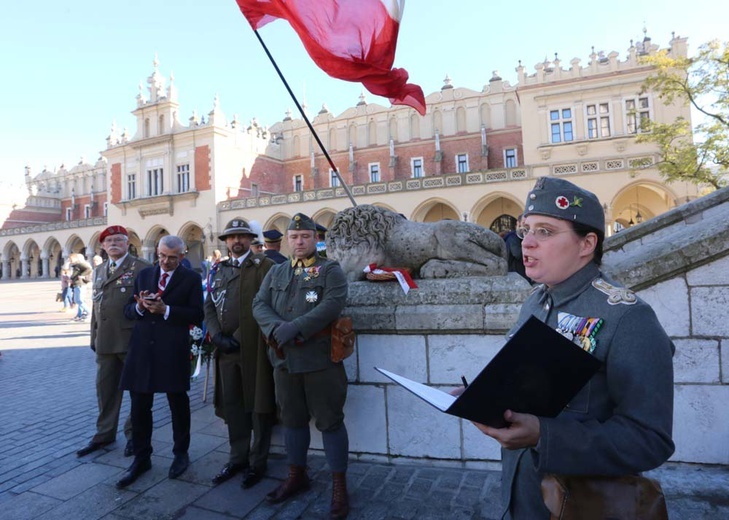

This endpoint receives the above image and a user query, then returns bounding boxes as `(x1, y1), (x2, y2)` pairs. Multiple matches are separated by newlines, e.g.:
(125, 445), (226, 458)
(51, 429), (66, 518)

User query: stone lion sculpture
(326, 205), (507, 281)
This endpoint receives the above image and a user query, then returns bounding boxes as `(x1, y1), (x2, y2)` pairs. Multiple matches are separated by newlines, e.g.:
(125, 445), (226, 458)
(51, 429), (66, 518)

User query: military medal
(557, 311), (603, 353)
(294, 267), (303, 276)
(121, 287), (126, 293)
(305, 290), (318, 303)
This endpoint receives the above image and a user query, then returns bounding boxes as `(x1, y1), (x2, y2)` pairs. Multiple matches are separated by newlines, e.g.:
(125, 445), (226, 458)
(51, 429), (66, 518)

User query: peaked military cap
(288, 213), (318, 231)
(219, 218), (256, 240)
(523, 177), (605, 232)
(100, 225), (128, 242)
(263, 229), (283, 243)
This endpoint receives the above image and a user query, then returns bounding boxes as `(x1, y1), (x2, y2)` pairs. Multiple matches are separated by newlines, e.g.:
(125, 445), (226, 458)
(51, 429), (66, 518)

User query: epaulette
(592, 278), (637, 305)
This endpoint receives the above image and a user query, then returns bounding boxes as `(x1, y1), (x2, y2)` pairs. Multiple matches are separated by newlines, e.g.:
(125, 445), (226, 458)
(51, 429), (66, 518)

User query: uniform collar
(291, 255), (317, 268)
(538, 263), (601, 307)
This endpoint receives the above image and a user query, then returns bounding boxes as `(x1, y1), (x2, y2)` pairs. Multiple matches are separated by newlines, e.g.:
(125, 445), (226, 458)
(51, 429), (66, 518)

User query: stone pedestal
(279, 273), (532, 465)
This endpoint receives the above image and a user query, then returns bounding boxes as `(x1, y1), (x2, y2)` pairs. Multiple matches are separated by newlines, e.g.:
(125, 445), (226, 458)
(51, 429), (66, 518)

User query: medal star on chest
(305, 290), (318, 303)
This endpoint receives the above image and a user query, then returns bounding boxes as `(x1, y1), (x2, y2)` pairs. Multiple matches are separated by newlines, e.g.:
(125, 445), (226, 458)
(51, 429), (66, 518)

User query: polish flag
(236, 0), (426, 115)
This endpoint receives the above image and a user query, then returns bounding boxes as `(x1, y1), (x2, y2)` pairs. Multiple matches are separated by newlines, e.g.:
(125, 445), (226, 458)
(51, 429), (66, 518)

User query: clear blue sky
(1, 0), (727, 187)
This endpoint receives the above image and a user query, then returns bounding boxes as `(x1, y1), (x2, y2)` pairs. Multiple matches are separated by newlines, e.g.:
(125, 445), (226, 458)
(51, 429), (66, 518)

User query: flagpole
(253, 30), (358, 207)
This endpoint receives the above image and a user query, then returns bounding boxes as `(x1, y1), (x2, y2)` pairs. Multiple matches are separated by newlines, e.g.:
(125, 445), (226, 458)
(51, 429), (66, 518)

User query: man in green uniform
(253, 213), (350, 519)
(78, 225), (150, 457)
(206, 218), (276, 489)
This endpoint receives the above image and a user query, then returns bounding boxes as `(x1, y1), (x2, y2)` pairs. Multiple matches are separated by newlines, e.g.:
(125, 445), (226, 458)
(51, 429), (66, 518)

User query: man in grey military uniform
(253, 213), (350, 520)
(464, 177), (675, 519)
(77, 225), (150, 457)
(206, 218), (276, 489)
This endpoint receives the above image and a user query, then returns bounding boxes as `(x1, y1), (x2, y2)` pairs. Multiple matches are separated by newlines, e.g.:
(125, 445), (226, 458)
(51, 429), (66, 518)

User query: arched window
(490, 214), (517, 235)
(480, 103), (491, 129)
(456, 107), (467, 133)
(389, 117), (398, 142)
(410, 114), (420, 139)
(158, 114), (165, 134)
(505, 100), (517, 127)
(368, 121), (376, 146)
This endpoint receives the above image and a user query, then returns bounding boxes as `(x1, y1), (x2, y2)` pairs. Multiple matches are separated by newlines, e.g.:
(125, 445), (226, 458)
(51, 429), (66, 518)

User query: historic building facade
(0, 33), (703, 279)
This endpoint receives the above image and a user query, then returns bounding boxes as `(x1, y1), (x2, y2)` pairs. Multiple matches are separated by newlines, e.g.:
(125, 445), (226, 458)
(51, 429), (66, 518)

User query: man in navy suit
(116, 235), (204, 488)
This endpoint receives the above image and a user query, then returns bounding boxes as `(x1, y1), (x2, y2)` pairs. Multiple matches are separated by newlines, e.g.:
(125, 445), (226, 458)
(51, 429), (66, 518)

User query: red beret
(100, 225), (128, 242)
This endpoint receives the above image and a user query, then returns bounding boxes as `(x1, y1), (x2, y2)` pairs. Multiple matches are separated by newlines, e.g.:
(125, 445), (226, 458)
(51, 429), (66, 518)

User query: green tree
(636, 40), (728, 189)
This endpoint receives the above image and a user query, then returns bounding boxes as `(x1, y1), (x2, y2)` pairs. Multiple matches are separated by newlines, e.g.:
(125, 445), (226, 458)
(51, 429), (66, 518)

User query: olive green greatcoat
(206, 253), (276, 418)
(91, 255), (151, 354)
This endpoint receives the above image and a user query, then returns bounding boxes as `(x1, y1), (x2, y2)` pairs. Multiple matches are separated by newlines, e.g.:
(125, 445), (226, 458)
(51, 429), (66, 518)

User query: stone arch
(411, 198), (460, 223)
(178, 221), (205, 271)
(22, 238), (42, 278)
(64, 234), (87, 260)
(610, 181), (677, 233)
(312, 208), (337, 231)
(43, 237), (64, 277)
(143, 226), (170, 263)
(471, 191), (523, 230)
(2, 241), (21, 280)
(125, 229), (143, 258)
(348, 123), (358, 148)
(264, 212), (292, 256)
(88, 231), (102, 260)
(372, 202), (398, 213)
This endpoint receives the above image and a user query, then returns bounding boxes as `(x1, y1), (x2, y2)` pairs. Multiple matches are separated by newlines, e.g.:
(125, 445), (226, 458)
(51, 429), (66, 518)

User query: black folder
(375, 316), (602, 428)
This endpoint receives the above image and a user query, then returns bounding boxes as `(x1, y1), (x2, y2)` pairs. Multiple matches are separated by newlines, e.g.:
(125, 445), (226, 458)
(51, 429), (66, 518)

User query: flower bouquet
(189, 324), (214, 380)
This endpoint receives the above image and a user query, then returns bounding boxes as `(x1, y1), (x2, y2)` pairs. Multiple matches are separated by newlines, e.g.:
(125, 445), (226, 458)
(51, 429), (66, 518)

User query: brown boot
(265, 464), (310, 504)
(330, 471), (349, 519)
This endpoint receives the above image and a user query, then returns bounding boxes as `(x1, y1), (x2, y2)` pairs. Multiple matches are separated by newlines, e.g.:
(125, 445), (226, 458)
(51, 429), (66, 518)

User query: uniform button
(544, 303), (550, 310)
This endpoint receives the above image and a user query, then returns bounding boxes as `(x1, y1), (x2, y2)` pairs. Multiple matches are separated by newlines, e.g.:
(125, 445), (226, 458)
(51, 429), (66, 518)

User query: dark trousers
(130, 391), (190, 460)
(219, 355), (275, 470)
(93, 353), (132, 444)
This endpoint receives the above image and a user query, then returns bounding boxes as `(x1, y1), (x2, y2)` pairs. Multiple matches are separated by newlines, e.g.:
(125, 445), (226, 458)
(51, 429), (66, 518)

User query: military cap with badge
(219, 218), (257, 240)
(523, 177), (605, 231)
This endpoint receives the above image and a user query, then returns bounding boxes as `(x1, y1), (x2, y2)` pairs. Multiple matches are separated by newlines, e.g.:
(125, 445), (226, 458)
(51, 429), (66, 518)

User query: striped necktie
(158, 272), (169, 293)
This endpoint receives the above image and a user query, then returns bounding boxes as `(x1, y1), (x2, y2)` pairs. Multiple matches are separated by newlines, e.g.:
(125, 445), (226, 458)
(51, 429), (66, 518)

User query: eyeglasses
(103, 237), (127, 244)
(516, 226), (572, 241)
(158, 253), (180, 262)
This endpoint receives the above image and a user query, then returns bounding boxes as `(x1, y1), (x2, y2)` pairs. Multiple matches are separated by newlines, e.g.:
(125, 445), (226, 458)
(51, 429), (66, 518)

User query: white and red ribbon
(364, 263), (418, 294)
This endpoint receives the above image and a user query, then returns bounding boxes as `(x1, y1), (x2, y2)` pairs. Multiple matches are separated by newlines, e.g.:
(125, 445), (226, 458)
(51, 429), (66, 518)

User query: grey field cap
(523, 177), (605, 231)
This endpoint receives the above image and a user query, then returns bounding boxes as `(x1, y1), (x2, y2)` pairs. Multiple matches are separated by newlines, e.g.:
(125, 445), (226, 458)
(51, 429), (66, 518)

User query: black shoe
(241, 468), (264, 489)
(212, 462), (246, 485)
(76, 440), (112, 457)
(123, 440), (134, 457)
(168, 453), (190, 479)
(115, 458), (152, 488)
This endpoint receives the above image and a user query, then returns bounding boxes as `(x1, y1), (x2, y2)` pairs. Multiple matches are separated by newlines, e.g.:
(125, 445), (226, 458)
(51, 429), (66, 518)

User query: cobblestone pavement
(1, 280), (727, 519)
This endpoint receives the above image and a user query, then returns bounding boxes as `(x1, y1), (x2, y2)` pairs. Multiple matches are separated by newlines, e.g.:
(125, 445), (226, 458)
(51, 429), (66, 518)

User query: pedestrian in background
(68, 253), (92, 322)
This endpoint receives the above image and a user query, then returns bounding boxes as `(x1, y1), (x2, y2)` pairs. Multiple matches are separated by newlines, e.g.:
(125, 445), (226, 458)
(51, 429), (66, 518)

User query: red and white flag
(236, 0), (426, 115)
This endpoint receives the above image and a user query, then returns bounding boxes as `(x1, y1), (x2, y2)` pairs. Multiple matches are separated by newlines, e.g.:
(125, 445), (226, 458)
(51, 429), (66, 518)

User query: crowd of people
(67, 177), (673, 520)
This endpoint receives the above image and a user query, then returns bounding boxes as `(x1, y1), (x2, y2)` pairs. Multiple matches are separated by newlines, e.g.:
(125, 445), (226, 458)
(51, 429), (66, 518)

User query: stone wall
(275, 186), (729, 467)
